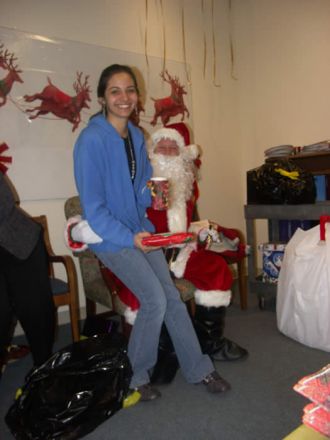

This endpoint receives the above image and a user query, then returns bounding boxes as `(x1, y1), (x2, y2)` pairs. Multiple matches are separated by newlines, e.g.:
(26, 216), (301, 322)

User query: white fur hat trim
(194, 289), (231, 307)
(124, 307), (138, 325)
(151, 127), (185, 149)
(182, 143), (199, 161)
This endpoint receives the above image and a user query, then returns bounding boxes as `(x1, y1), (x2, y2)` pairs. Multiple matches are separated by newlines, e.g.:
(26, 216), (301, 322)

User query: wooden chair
(223, 229), (248, 310)
(33, 215), (80, 342)
(64, 198), (129, 326)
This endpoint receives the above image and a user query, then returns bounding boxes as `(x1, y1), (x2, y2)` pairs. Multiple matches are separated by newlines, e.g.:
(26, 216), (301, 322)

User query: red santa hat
(165, 122), (191, 145)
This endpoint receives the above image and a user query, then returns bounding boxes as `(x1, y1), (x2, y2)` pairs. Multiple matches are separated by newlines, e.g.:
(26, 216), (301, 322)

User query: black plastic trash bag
(250, 159), (316, 204)
(5, 333), (132, 440)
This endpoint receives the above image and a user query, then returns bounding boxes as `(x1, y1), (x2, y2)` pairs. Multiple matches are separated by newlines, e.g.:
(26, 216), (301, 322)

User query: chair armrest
(48, 254), (78, 288)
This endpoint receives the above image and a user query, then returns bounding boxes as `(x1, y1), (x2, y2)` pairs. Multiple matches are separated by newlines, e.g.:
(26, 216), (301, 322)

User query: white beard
(149, 152), (196, 232)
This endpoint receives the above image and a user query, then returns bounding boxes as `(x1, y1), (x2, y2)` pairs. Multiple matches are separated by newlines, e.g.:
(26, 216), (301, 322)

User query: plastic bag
(5, 333), (132, 440)
(251, 159), (316, 204)
(302, 403), (330, 437)
(276, 220), (330, 352)
(294, 364), (330, 411)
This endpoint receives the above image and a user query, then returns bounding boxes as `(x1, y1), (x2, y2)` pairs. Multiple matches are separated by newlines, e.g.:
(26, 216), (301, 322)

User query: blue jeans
(97, 248), (214, 388)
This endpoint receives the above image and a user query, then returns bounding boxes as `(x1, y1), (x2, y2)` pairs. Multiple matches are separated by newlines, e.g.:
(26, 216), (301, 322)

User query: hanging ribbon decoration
(144, 0), (150, 71)
(0, 142), (12, 174)
(159, 0), (166, 73)
(211, 0), (221, 87)
(228, 0), (237, 80)
(181, 5), (192, 85)
(201, 0), (207, 80)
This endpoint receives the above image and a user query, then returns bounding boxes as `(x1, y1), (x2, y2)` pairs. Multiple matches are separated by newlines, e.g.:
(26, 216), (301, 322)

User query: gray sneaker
(136, 383), (161, 401)
(202, 371), (231, 393)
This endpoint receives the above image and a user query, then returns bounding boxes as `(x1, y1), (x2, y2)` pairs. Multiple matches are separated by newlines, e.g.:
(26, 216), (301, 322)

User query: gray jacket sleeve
(0, 173), (41, 260)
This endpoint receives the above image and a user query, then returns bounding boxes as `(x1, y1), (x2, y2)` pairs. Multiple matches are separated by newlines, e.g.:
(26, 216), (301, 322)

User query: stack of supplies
(264, 144), (294, 159)
(301, 141), (330, 154)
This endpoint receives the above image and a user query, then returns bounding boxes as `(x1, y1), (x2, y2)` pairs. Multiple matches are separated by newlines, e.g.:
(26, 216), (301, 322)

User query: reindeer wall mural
(0, 44), (23, 107)
(0, 28), (192, 200)
(150, 70), (190, 126)
(24, 72), (91, 131)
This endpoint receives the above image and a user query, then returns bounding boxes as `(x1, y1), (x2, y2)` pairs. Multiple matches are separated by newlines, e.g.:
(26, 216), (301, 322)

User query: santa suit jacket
(0, 172), (40, 260)
(148, 179), (237, 305)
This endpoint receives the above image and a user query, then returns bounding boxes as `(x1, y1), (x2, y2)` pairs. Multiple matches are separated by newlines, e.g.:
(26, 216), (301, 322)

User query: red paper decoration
(0, 142), (12, 174)
(24, 72), (91, 131)
(0, 44), (24, 107)
(150, 70), (189, 126)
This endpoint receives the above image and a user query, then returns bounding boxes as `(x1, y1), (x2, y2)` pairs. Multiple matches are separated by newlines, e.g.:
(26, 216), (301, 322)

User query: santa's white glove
(64, 216), (102, 253)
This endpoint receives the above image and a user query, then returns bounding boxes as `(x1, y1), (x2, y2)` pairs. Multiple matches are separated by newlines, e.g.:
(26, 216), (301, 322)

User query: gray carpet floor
(1, 294), (329, 440)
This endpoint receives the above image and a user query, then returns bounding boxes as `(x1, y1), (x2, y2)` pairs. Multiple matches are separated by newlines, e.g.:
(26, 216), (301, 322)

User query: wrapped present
(258, 243), (286, 283)
(142, 232), (195, 247)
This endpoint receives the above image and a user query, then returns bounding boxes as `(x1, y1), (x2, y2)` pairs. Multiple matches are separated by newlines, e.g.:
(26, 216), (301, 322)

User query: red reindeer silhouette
(24, 72), (91, 131)
(0, 44), (7, 68)
(150, 70), (189, 126)
(0, 45), (24, 107)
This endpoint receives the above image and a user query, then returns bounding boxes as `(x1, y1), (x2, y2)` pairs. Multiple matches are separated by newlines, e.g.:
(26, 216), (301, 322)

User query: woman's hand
(134, 231), (161, 253)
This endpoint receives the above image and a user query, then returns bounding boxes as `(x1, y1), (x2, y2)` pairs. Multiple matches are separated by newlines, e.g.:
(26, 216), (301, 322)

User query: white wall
(2, 0), (330, 318)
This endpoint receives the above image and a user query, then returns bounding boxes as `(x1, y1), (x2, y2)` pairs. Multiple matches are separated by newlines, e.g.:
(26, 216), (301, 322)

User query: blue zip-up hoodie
(74, 114), (154, 253)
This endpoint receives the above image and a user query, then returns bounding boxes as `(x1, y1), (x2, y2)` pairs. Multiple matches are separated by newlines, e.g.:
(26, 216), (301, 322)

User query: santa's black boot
(193, 305), (248, 361)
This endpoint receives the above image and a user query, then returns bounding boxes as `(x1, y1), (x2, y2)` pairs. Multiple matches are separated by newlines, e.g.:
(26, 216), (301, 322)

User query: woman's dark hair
(97, 64), (139, 98)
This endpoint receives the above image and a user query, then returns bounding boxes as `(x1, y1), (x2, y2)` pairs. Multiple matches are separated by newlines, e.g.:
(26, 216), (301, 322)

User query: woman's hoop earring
(102, 104), (107, 117)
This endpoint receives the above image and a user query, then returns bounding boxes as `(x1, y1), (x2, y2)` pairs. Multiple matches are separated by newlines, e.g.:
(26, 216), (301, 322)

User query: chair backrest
(33, 214), (81, 341)
(64, 196), (82, 223)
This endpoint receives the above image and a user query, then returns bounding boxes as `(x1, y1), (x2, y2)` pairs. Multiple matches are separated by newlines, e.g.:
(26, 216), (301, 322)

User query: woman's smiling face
(104, 72), (138, 122)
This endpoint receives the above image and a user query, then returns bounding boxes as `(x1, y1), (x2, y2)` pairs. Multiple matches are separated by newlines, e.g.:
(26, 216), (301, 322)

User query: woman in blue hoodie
(73, 64), (230, 400)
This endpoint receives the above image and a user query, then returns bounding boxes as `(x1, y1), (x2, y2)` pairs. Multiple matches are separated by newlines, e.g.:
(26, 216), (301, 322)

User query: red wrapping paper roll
(142, 232), (195, 247)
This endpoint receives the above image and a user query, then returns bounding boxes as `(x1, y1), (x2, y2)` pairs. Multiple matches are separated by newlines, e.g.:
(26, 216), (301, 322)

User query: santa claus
(147, 123), (248, 361)
(65, 122), (248, 362)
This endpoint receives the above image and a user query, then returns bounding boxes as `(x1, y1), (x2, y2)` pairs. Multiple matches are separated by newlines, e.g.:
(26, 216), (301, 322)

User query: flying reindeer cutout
(150, 70), (189, 126)
(0, 44), (24, 107)
(24, 72), (91, 131)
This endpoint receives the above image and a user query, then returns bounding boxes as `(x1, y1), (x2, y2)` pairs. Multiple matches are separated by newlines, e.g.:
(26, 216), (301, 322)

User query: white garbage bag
(277, 220), (330, 352)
